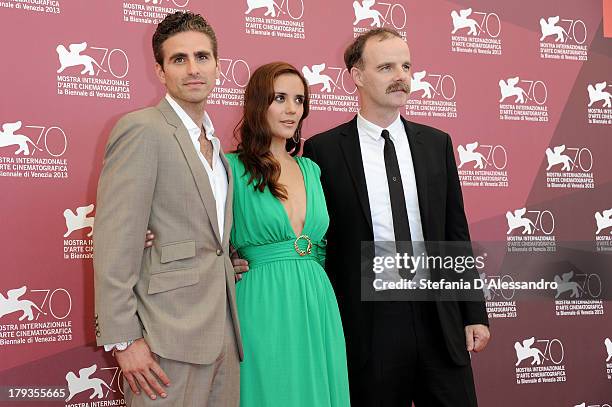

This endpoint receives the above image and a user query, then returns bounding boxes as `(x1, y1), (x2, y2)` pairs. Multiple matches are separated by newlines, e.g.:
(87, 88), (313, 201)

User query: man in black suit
(302, 28), (490, 406)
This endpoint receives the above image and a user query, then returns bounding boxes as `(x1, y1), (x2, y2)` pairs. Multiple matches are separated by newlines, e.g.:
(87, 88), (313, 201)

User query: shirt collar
(357, 111), (404, 142)
(165, 94), (216, 144)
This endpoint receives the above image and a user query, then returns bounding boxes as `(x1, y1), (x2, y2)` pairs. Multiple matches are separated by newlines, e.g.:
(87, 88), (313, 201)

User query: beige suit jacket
(94, 98), (243, 364)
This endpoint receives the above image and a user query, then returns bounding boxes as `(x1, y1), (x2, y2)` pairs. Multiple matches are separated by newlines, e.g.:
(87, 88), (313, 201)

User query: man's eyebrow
(168, 52), (187, 60)
(375, 61), (411, 69)
(167, 50), (213, 60)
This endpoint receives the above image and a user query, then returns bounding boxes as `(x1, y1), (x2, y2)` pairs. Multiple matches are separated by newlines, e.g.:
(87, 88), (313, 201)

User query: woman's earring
(292, 128), (301, 144)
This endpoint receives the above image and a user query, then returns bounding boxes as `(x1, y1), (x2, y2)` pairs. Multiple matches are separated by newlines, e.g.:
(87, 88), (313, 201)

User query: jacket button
(216, 249), (223, 256)
(95, 331), (101, 337)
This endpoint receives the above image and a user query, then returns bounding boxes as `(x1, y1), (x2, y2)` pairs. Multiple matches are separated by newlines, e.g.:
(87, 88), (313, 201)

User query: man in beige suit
(94, 12), (242, 406)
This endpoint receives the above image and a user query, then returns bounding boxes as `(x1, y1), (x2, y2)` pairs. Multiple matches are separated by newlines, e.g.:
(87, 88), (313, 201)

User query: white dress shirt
(357, 112), (428, 284)
(165, 94), (228, 240)
(104, 95), (228, 351)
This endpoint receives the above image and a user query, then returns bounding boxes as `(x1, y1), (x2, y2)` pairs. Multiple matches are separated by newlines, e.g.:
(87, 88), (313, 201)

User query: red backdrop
(1, 1), (611, 406)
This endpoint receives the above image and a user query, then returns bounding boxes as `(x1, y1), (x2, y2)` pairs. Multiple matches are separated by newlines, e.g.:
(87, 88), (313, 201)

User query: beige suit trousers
(124, 302), (240, 407)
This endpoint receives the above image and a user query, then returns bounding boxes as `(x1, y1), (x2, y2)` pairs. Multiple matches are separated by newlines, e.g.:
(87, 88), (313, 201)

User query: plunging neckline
(273, 157), (309, 239)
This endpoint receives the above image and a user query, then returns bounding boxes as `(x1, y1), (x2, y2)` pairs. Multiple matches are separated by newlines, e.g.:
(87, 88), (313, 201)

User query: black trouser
(355, 301), (478, 407)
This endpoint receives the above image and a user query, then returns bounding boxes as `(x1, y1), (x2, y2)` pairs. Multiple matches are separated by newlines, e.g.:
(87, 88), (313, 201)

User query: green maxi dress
(226, 153), (350, 406)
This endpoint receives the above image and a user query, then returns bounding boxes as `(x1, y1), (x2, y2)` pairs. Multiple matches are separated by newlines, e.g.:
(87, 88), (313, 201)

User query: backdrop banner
(0, 1), (611, 406)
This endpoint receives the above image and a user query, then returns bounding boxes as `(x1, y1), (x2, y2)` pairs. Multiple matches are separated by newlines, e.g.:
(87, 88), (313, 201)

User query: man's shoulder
(111, 104), (169, 136)
(403, 118), (449, 140)
(117, 105), (164, 126)
(307, 118), (355, 146)
(106, 105), (169, 147)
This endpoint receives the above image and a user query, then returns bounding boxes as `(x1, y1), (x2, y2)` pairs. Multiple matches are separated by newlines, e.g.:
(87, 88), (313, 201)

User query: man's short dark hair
(344, 28), (403, 71)
(152, 11), (218, 67)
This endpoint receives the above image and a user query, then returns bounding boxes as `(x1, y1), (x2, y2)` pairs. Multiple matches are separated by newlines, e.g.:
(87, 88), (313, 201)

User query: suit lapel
(402, 118), (430, 240)
(220, 151), (233, 247)
(339, 116), (373, 232)
(157, 99), (222, 245)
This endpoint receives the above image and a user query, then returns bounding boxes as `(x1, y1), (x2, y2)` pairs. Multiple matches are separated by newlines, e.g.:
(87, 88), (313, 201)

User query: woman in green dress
(227, 62), (350, 406)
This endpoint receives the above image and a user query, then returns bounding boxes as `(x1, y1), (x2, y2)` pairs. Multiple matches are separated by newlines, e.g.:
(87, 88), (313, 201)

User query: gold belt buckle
(294, 234), (312, 257)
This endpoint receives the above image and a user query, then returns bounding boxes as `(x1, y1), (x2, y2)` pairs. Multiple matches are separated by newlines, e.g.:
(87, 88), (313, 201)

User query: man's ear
(215, 58), (220, 81)
(351, 66), (363, 88)
(154, 62), (166, 85)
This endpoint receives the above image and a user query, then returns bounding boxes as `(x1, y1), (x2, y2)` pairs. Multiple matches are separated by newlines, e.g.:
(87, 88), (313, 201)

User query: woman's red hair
(234, 61), (310, 200)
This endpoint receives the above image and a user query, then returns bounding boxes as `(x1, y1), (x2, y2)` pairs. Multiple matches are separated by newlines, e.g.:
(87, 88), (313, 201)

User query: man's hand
(144, 230), (154, 248)
(465, 324), (490, 352)
(114, 338), (170, 400)
(230, 247), (249, 282)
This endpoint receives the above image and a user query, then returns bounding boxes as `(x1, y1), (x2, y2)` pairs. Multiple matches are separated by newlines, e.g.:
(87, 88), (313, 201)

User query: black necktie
(381, 129), (412, 243)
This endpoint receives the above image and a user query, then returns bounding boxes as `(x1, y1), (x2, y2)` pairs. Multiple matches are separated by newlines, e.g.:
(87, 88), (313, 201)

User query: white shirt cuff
(104, 340), (134, 352)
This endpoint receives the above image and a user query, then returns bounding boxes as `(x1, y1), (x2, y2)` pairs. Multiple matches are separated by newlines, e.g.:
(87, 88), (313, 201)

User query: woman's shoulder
(225, 151), (242, 167)
(296, 155), (321, 177)
(225, 151), (238, 161)
(224, 152), (247, 178)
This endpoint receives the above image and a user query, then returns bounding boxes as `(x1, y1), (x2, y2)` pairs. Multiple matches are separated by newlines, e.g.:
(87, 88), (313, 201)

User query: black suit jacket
(303, 115), (488, 367)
